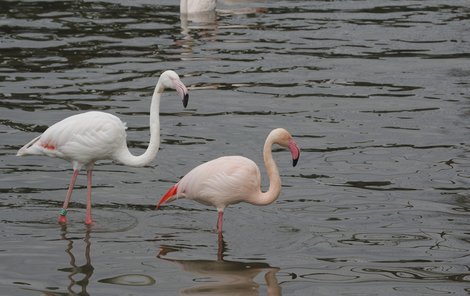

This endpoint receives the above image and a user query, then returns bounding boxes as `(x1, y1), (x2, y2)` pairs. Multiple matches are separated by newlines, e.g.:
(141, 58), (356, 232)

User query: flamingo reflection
(58, 226), (94, 296)
(179, 0), (267, 40)
(157, 235), (281, 295)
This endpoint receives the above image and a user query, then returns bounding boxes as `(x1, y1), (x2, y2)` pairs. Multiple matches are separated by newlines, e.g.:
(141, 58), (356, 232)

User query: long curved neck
(251, 136), (282, 206)
(115, 82), (162, 167)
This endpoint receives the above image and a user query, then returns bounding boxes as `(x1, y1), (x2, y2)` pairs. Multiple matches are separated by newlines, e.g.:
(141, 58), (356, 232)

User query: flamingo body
(17, 111), (127, 167)
(180, 0), (216, 14)
(161, 156), (261, 210)
(17, 70), (189, 225)
(158, 128), (300, 234)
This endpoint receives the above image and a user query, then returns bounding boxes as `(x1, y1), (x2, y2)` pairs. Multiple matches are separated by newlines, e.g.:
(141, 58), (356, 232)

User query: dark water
(1, 0), (469, 295)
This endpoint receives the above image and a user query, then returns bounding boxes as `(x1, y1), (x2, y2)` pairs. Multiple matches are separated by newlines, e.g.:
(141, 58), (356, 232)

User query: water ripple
(1, 0), (469, 295)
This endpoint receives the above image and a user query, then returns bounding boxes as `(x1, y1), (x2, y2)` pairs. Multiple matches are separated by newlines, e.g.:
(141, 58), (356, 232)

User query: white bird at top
(157, 128), (300, 235)
(17, 70), (189, 225)
(180, 0), (216, 14)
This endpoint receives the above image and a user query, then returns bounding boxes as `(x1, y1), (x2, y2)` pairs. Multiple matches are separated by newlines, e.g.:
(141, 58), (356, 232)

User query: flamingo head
(160, 70), (189, 107)
(289, 138), (300, 167)
(271, 128), (301, 167)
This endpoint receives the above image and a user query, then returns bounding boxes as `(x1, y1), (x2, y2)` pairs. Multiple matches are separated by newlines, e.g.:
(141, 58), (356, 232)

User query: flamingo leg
(217, 231), (226, 261)
(58, 169), (80, 224)
(216, 211), (224, 235)
(85, 169), (93, 225)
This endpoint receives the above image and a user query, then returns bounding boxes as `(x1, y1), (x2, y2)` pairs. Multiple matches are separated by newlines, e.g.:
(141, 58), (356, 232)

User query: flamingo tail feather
(17, 136), (42, 156)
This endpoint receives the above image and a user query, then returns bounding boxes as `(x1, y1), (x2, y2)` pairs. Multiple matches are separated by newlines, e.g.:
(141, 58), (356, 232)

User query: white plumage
(180, 0), (216, 14)
(17, 70), (189, 225)
(18, 111), (127, 168)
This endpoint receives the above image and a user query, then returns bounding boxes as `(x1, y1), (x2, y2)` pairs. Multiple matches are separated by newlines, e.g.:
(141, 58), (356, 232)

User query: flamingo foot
(58, 208), (68, 224)
(85, 218), (93, 225)
(58, 215), (67, 224)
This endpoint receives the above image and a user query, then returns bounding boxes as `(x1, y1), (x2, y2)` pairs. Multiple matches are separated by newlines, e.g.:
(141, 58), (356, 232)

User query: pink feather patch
(42, 143), (56, 150)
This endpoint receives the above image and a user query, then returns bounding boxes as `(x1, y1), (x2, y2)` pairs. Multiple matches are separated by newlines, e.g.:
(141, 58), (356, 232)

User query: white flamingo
(180, 0), (216, 14)
(17, 70), (189, 225)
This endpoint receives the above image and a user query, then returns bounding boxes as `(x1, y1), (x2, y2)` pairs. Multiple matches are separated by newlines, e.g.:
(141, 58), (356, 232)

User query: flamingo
(17, 70), (189, 225)
(157, 128), (300, 235)
(180, 0), (216, 14)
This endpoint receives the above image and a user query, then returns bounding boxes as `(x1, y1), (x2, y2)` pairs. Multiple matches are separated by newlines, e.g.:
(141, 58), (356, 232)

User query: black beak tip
(182, 93), (189, 108)
(293, 157), (299, 167)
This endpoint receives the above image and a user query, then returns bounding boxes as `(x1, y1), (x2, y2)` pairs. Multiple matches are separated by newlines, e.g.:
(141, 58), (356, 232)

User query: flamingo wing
(17, 111), (127, 165)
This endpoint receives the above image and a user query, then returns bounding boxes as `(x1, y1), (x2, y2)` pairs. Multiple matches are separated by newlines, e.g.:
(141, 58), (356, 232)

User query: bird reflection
(157, 234), (281, 295)
(179, 0), (267, 50)
(180, 9), (217, 29)
(58, 225), (94, 296)
(179, 9), (218, 55)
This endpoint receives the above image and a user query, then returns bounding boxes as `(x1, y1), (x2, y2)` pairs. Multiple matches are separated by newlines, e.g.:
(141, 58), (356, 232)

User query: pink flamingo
(17, 70), (189, 225)
(157, 128), (300, 235)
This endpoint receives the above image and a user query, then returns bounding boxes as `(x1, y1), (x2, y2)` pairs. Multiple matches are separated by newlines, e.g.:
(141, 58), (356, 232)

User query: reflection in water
(181, 9), (217, 28)
(157, 235), (281, 295)
(179, 0), (266, 50)
(58, 226), (94, 296)
(56, 226), (155, 295)
(2, 0), (469, 295)
(180, 0), (266, 26)
(179, 11), (217, 57)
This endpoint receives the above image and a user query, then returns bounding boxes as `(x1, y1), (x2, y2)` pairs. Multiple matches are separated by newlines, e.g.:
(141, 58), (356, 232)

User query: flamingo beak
(157, 184), (178, 209)
(173, 80), (189, 108)
(288, 138), (300, 167)
(182, 93), (189, 108)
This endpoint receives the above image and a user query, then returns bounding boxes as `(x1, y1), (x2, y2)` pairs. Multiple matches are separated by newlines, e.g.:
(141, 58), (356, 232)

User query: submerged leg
(58, 170), (80, 224)
(85, 169), (93, 225)
(217, 230), (226, 261)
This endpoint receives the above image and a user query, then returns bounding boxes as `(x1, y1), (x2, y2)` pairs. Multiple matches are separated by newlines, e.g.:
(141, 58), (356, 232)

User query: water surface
(1, 0), (469, 295)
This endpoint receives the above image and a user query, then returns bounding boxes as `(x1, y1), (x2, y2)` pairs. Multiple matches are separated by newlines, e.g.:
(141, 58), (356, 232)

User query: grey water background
(1, 0), (469, 295)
